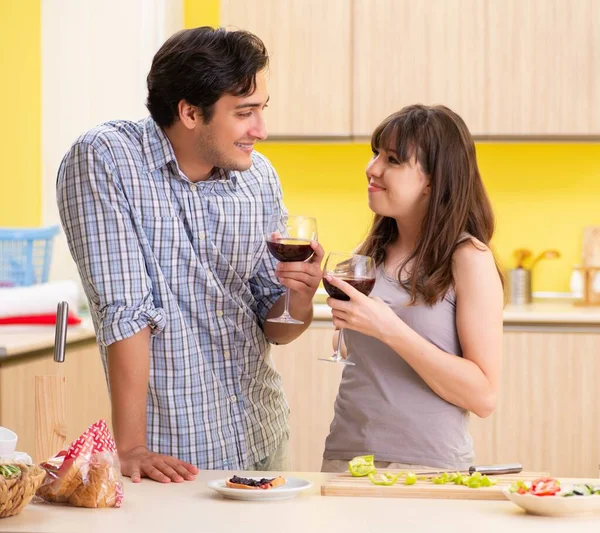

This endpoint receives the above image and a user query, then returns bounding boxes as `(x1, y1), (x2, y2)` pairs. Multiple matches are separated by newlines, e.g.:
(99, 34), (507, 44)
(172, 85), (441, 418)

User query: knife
(413, 463), (523, 477)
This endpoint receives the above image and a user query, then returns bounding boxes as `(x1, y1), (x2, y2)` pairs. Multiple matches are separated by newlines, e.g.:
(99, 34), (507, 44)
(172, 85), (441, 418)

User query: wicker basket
(0, 464), (47, 518)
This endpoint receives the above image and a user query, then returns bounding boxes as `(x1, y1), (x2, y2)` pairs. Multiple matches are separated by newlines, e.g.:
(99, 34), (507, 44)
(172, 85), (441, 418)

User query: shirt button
(224, 350), (230, 358)
(190, 183), (197, 192)
(199, 232), (205, 240)
(216, 310), (223, 317)
(230, 395), (237, 403)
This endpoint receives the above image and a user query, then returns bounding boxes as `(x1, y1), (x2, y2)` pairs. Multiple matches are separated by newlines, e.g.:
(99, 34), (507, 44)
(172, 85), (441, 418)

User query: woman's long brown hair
(356, 104), (503, 305)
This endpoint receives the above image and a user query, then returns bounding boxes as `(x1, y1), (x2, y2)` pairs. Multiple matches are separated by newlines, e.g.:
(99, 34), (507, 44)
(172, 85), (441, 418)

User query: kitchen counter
(0, 319), (96, 359)
(313, 300), (600, 328)
(2, 299), (600, 358)
(3, 471), (600, 533)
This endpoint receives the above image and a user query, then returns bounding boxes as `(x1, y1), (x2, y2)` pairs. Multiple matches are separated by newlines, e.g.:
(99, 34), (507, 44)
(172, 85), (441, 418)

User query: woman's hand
(324, 274), (403, 343)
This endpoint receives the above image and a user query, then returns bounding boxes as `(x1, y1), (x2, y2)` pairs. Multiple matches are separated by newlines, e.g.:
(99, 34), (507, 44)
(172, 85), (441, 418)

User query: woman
(321, 104), (504, 473)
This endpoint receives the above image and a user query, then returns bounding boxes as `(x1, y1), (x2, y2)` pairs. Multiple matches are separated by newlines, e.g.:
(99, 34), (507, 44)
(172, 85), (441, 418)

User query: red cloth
(0, 313), (82, 325)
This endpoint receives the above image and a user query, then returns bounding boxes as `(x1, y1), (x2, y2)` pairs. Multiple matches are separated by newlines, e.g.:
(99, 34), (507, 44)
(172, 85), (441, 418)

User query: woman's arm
(326, 240), (503, 418)
(384, 241), (504, 417)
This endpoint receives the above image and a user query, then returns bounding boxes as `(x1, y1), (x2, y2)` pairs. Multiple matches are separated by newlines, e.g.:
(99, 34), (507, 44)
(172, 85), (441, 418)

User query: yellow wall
(184, 0), (219, 29)
(185, 3), (600, 293)
(0, 0), (41, 227)
(259, 143), (600, 293)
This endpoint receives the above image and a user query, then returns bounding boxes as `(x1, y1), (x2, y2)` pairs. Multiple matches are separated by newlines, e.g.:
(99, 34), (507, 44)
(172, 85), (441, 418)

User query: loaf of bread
(37, 453), (121, 508)
(36, 419), (123, 508)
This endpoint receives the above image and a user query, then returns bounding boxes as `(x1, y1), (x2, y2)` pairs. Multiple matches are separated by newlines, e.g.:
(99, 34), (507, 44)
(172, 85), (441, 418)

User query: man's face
(193, 70), (269, 171)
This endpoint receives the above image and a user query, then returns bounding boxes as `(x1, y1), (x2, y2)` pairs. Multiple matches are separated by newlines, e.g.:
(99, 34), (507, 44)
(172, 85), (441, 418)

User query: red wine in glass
(322, 277), (376, 301)
(266, 238), (314, 263)
(266, 215), (318, 325)
(319, 252), (376, 365)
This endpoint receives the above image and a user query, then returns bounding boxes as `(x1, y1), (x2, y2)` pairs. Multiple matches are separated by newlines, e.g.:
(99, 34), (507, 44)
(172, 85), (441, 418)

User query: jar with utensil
(508, 249), (561, 305)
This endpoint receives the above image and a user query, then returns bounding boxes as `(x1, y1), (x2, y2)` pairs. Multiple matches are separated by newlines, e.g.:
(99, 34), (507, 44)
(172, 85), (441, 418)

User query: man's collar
(141, 117), (177, 172)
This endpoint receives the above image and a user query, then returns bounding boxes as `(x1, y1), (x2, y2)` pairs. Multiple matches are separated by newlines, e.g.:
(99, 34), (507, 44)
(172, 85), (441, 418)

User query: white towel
(0, 280), (80, 318)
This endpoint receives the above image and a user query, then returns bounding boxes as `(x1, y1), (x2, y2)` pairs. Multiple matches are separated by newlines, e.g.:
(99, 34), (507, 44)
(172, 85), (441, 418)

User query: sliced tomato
(530, 478), (561, 496)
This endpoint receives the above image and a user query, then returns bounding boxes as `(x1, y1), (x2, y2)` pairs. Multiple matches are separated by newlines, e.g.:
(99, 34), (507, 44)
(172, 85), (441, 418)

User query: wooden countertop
(0, 319), (96, 359)
(3, 470), (600, 533)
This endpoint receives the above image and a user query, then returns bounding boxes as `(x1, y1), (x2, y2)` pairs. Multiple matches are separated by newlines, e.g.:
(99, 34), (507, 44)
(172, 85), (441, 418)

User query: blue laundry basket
(0, 226), (60, 287)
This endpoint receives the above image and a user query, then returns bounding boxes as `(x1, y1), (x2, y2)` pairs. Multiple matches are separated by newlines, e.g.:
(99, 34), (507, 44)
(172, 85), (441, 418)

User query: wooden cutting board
(321, 470), (548, 500)
(583, 226), (600, 266)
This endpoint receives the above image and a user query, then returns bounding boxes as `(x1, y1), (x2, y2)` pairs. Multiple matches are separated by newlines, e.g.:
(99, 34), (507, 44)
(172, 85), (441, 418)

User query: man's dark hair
(146, 26), (269, 127)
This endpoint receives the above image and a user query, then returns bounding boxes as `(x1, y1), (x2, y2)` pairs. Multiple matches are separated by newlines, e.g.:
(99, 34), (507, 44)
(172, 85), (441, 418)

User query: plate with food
(503, 477), (600, 517)
(207, 474), (313, 501)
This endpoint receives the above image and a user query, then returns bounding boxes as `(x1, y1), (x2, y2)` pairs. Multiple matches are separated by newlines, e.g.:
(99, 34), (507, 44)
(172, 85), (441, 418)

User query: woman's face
(366, 145), (431, 220)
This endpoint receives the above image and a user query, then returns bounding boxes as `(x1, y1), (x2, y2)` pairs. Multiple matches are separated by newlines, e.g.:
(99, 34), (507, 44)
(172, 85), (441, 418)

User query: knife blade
(413, 463), (523, 477)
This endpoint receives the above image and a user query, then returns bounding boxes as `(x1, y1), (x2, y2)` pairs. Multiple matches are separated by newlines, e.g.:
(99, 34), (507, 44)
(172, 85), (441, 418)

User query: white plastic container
(0, 427), (17, 456)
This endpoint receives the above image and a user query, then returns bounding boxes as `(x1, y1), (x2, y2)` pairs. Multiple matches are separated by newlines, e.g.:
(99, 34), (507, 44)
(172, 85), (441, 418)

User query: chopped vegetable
(368, 472), (399, 486)
(561, 484), (600, 497)
(531, 478), (561, 496)
(0, 464), (21, 479)
(509, 480), (532, 494)
(348, 455), (377, 477)
(509, 478), (560, 496)
(404, 473), (417, 485)
(347, 456), (498, 489)
(432, 471), (497, 488)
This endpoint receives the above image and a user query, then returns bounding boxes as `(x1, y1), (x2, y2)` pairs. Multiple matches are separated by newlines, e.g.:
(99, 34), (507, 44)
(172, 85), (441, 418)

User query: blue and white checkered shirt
(57, 117), (288, 469)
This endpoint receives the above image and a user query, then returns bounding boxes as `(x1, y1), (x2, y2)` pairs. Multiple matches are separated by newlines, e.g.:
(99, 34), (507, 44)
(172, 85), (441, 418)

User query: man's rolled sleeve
(57, 139), (165, 346)
(249, 253), (286, 327)
(97, 298), (167, 347)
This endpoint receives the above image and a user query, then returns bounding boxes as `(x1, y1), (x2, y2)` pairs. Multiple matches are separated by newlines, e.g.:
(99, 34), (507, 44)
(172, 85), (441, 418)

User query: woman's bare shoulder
(452, 237), (497, 282)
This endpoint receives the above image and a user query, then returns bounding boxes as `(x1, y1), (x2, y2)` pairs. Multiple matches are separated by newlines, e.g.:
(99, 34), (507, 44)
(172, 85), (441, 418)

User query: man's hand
(119, 445), (199, 483)
(275, 240), (325, 305)
(264, 240), (325, 344)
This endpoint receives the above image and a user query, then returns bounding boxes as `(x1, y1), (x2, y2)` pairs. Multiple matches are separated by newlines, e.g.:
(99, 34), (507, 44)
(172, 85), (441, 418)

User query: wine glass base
(267, 316), (304, 325)
(318, 357), (355, 366)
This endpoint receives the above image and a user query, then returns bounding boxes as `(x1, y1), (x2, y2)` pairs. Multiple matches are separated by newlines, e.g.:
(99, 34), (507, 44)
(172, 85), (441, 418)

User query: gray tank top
(323, 263), (474, 470)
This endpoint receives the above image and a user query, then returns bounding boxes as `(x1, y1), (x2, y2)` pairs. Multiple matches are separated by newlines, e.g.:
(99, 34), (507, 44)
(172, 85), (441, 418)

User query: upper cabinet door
(486, 0), (600, 135)
(352, 0), (488, 137)
(353, 0), (600, 137)
(220, 0), (352, 137)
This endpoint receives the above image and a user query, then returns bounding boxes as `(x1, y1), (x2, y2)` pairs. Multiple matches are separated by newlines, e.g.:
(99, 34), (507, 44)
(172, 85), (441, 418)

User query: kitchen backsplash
(259, 142), (600, 294)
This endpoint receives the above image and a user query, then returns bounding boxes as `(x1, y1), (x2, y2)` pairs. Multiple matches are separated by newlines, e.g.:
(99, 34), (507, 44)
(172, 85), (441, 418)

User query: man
(57, 27), (323, 483)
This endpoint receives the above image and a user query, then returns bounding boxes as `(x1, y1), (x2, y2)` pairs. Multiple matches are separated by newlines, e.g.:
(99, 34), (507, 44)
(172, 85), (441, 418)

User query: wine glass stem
(333, 328), (344, 361)
(283, 287), (292, 317)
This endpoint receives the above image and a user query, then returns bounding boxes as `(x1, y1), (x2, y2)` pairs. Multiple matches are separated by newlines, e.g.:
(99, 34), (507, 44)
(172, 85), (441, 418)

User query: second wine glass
(266, 214), (318, 324)
(319, 252), (377, 365)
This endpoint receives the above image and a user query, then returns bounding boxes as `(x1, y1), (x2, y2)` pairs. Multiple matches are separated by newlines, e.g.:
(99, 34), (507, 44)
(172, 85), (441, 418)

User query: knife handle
(468, 463), (522, 475)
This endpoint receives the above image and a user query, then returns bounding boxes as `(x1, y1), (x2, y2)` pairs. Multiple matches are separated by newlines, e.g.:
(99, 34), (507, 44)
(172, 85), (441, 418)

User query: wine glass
(319, 252), (376, 365)
(266, 214), (318, 324)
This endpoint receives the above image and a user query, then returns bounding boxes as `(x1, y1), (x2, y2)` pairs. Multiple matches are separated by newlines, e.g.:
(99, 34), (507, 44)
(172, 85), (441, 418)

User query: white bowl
(0, 427), (17, 456)
(503, 488), (600, 517)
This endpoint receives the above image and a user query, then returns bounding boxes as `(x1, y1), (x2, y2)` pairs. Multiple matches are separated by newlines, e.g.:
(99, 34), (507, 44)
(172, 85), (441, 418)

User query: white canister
(570, 267), (584, 298)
